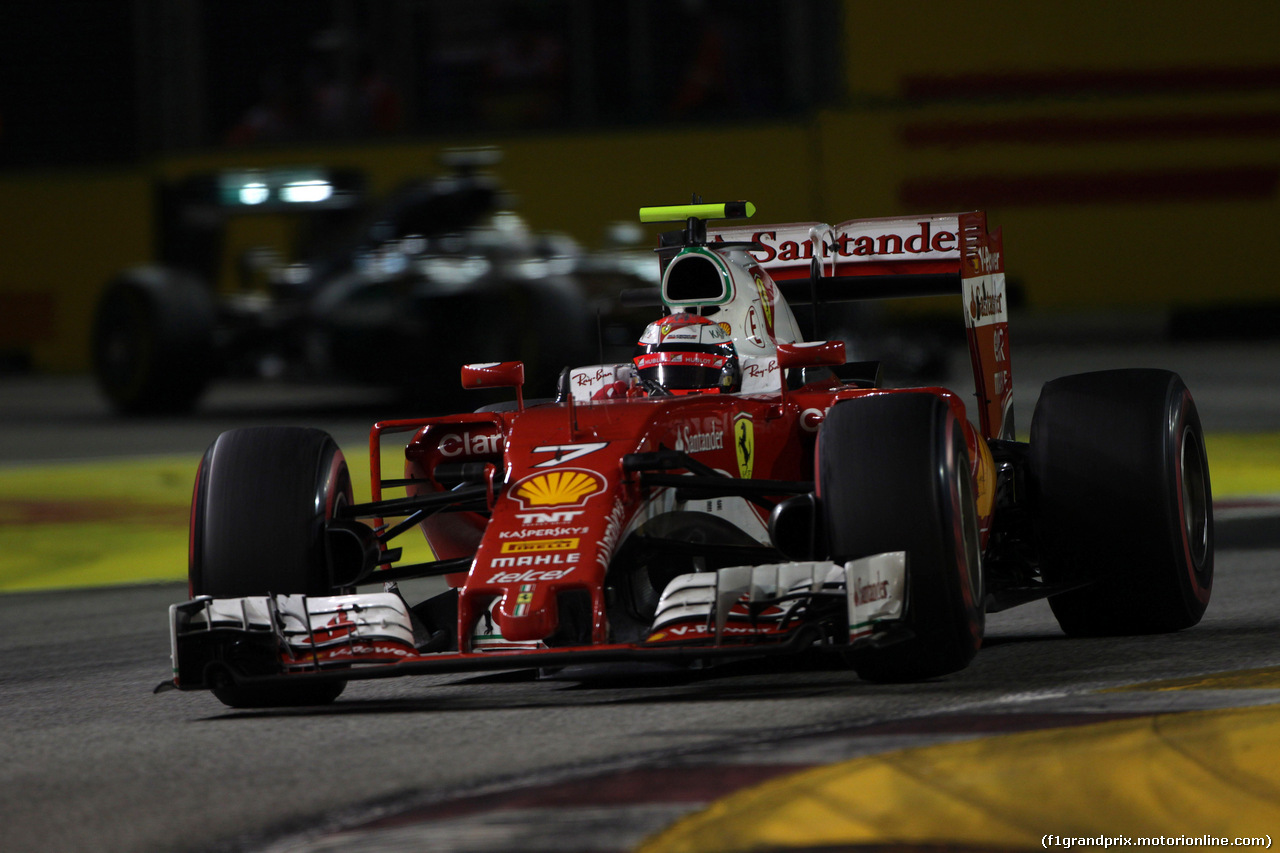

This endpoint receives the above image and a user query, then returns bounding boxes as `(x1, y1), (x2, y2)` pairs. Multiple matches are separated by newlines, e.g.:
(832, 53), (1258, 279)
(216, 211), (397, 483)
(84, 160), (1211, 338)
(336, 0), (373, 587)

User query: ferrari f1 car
(162, 201), (1214, 708)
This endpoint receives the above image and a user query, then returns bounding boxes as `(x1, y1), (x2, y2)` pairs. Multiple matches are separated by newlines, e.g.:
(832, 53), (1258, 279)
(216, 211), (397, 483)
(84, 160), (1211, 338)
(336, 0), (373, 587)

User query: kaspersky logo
(510, 469), (604, 509)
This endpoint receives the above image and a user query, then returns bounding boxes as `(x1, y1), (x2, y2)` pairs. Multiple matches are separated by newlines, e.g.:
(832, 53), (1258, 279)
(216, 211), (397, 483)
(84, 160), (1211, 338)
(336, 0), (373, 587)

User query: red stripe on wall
(903, 65), (1280, 101)
(901, 113), (1280, 148)
(899, 167), (1280, 208)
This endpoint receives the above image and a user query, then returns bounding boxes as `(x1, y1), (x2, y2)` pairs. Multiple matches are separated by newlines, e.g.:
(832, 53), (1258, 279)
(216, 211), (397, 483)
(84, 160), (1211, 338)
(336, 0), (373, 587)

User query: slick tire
(818, 393), (984, 682)
(190, 427), (352, 707)
(91, 267), (216, 415)
(1030, 369), (1213, 636)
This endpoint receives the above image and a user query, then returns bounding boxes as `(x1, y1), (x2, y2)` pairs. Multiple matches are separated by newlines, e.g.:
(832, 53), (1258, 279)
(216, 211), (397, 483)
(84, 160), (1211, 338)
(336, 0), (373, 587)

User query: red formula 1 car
(164, 202), (1214, 708)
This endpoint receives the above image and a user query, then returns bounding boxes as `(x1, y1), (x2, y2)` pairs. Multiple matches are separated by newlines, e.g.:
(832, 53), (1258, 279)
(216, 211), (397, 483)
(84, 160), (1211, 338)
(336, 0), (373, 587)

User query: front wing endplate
(647, 551), (907, 644)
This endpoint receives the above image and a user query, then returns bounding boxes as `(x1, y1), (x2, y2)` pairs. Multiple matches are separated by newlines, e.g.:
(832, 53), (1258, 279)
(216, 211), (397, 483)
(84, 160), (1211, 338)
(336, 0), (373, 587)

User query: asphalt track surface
(1, 339), (1278, 853)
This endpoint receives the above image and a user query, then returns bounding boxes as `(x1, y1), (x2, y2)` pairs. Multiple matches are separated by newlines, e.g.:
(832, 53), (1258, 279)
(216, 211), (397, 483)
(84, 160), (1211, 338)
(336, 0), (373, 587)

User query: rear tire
(92, 267), (215, 415)
(818, 394), (984, 682)
(190, 427), (352, 706)
(1030, 369), (1213, 636)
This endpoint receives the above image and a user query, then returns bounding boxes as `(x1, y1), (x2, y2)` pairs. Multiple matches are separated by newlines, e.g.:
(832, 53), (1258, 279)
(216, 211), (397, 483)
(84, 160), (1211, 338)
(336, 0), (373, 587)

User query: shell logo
(512, 469), (605, 509)
(752, 274), (775, 335)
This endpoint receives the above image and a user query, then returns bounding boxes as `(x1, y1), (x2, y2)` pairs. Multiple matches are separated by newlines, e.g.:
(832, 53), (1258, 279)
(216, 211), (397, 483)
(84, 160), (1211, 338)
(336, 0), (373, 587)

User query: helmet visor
(634, 351), (727, 393)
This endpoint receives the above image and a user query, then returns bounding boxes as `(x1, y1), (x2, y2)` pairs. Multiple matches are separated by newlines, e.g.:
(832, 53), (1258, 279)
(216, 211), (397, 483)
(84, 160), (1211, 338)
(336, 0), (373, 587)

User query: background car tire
(190, 427), (352, 707)
(1030, 369), (1213, 636)
(818, 393), (984, 682)
(91, 266), (216, 415)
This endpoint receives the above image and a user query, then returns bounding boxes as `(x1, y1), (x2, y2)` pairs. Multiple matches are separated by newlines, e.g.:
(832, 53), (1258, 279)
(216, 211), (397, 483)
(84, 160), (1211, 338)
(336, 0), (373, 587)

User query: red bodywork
(342, 208), (1010, 662)
(367, 384), (990, 658)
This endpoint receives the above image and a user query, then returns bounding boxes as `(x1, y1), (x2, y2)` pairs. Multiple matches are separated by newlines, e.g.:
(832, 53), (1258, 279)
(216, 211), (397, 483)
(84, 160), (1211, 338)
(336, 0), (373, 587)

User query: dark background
(0, 0), (842, 169)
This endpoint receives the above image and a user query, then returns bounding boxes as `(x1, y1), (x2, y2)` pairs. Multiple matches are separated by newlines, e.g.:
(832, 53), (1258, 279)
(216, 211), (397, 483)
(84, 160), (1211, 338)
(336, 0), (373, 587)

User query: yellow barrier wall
(843, 2), (1280, 95)
(0, 170), (153, 371)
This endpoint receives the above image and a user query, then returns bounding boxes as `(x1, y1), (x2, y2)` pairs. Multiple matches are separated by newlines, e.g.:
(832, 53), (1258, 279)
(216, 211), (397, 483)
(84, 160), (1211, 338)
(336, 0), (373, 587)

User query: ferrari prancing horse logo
(733, 414), (754, 479)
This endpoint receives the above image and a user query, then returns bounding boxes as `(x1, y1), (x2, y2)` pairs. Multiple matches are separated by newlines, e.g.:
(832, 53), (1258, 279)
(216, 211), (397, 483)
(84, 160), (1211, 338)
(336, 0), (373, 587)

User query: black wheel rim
(96, 293), (152, 396)
(958, 455), (983, 606)
(1180, 424), (1210, 568)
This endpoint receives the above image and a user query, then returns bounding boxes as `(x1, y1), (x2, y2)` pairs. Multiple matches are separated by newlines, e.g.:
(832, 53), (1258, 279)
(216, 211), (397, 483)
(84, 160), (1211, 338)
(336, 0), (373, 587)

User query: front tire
(190, 427), (352, 706)
(818, 394), (984, 682)
(1030, 369), (1213, 636)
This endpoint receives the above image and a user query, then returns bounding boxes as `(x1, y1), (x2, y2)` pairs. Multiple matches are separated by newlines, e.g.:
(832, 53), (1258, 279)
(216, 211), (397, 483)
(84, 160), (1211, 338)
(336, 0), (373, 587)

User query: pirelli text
(1043, 836), (1271, 849)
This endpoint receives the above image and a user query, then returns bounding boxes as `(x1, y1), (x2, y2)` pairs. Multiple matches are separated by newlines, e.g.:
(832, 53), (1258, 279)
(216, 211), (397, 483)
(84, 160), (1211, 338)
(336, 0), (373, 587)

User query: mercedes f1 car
(161, 201), (1214, 708)
(92, 151), (611, 414)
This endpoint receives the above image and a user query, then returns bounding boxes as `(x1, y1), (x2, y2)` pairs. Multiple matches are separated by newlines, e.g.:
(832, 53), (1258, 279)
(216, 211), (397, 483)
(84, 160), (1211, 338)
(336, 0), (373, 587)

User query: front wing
(165, 553), (907, 692)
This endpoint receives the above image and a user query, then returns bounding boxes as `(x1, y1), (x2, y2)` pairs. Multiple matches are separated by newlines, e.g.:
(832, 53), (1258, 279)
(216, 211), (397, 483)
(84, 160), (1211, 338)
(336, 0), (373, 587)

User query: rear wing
(710, 211), (1013, 440)
(711, 212), (964, 282)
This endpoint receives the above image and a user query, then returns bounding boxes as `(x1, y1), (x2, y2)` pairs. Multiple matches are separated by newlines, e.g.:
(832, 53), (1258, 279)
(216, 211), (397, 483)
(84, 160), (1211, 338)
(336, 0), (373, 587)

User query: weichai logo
(510, 469), (604, 509)
(853, 574), (891, 605)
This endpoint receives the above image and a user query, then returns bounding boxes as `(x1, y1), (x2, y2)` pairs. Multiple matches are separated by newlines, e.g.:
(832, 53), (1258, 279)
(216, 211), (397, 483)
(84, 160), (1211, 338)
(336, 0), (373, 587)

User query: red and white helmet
(633, 314), (740, 395)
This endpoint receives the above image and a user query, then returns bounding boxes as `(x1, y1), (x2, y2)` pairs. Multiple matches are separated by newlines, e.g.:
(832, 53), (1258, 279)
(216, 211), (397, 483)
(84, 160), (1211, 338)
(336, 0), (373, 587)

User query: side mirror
(461, 361), (525, 410)
(776, 341), (846, 372)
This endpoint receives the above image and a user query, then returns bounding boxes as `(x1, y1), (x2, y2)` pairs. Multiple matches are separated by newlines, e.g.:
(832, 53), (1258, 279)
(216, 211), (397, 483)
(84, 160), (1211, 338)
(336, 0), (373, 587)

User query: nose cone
(492, 583), (559, 642)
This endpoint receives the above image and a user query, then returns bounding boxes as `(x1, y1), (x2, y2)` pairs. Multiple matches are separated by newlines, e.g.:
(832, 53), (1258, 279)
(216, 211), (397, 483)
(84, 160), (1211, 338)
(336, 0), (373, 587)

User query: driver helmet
(633, 313), (740, 395)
